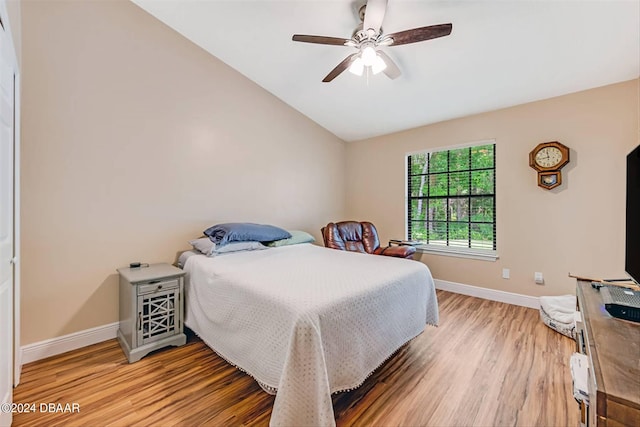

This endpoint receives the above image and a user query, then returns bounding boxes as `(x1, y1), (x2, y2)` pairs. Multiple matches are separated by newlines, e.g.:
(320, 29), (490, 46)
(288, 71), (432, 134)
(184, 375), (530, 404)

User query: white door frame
(3, 0), (21, 388)
(0, 3), (21, 427)
(12, 65), (20, 389)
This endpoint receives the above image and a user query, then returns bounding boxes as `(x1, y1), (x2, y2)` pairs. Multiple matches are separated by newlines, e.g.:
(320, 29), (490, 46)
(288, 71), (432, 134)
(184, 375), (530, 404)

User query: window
(406, 141), (496, 259)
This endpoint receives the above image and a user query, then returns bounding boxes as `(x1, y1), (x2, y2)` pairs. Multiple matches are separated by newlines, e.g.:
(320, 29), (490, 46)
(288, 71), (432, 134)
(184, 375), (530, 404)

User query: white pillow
(189, 238), (266, 256)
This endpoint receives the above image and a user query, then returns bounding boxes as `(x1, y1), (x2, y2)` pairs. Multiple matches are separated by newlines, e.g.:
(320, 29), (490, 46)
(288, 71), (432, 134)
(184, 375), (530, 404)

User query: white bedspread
(183, 243), (438, 426)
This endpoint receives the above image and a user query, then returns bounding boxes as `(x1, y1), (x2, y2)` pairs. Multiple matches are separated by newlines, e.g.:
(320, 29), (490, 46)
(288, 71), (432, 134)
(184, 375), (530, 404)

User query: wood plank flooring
(12, 291), (579, 426)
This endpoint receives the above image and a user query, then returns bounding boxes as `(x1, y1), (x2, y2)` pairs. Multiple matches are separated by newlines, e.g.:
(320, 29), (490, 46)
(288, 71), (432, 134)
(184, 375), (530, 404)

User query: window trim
(405, 139), (498, 261)
(416, 245), (499, 261)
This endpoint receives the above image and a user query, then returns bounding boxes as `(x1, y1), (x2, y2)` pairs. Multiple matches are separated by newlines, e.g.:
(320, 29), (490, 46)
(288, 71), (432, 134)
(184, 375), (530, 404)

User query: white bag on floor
(539, 295), (577, 339)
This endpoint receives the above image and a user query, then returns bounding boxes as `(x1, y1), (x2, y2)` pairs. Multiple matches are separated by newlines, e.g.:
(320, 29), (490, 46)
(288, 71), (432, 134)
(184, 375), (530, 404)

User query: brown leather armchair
(321, 221), (416, 259)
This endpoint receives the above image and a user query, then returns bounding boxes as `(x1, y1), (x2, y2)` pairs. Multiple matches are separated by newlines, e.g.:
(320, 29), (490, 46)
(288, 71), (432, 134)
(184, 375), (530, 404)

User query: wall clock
(529, 141), (570, 189)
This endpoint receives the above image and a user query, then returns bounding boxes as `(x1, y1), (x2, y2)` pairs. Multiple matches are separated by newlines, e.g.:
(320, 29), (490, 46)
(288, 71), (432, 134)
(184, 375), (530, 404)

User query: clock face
(534, 146), (563, 168)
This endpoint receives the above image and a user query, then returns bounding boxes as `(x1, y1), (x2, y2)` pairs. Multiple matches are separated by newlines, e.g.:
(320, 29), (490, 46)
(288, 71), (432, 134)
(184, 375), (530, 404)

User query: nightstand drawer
(137, 278), (179, 295)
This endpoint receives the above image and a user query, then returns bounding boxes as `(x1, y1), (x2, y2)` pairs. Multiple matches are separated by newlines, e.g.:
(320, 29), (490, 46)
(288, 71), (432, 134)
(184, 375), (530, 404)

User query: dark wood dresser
(575, 280), (640, 426)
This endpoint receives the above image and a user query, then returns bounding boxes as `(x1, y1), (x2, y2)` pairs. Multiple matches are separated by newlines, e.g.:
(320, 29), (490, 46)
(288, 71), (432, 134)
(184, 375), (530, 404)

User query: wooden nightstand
(116, 263), (186, 363)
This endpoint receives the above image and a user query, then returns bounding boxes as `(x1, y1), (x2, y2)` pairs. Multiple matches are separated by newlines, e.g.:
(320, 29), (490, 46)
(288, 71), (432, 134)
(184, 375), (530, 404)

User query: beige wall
(18, 0), (639, 345)
(20, 0), (346, 345)
(346, 79), (639, 297)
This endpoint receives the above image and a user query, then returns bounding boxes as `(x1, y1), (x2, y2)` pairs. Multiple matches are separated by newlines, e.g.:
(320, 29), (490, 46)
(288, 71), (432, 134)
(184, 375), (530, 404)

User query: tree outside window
(407, 142), (496, 252)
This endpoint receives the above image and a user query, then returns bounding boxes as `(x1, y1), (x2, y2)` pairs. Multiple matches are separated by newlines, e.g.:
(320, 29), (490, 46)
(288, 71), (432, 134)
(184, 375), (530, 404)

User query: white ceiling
(132, 0), (640, 142)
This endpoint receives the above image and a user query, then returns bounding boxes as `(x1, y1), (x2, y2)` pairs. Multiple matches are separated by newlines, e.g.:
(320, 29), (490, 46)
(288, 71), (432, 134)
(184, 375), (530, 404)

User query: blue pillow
(204, 223), (291, 247)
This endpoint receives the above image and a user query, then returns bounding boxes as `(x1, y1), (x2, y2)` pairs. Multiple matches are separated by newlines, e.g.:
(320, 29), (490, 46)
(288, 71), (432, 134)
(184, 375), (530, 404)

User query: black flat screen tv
(626, 144), (640, 284)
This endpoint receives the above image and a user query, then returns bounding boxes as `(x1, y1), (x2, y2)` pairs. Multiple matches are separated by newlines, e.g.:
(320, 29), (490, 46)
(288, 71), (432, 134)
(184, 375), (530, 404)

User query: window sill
(416, 245), (499, 261)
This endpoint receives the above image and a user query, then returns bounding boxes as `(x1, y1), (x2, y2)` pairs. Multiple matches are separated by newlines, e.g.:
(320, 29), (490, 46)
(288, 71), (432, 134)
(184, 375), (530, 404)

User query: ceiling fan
(292, 0), (453, 82)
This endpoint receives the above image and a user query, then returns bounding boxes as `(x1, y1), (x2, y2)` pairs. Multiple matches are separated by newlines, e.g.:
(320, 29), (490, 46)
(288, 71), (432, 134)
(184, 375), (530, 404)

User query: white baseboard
(435, 279), (540, 309)
(21, 322), (119, 364)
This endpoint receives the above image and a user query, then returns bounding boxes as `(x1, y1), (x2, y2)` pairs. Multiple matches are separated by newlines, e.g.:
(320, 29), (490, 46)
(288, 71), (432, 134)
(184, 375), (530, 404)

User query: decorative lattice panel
(138, 288), (179, 344)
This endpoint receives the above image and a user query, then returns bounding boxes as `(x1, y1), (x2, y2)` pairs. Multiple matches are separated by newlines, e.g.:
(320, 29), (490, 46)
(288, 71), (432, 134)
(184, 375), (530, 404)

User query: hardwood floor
(12, 291), (578, 426)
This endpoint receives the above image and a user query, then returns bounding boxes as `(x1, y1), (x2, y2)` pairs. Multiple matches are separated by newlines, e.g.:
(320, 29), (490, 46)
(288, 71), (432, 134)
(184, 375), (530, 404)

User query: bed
(182, 243), (438, 426)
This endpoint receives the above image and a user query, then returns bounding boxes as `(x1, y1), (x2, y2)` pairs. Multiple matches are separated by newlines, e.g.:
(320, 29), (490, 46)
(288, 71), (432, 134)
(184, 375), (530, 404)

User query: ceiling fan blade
(322, 53), (359, 82)
(377, 51), (401, 79)
(363, 0), (388, 34)
(387, 23), (452, 46)
(292, 34), (351, 46)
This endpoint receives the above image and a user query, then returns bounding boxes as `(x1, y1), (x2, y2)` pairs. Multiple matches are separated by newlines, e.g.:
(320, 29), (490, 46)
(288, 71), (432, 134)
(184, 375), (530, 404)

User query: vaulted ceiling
(132, 0), (640, 142)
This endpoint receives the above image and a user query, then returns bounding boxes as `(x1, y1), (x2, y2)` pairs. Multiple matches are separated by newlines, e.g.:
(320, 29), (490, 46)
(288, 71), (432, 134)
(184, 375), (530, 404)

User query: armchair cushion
(323, 222), (360, 252)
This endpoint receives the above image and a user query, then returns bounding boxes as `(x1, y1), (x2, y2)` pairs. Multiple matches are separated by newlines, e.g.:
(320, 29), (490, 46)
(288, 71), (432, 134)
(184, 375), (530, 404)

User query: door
(0, 11), (15, 427)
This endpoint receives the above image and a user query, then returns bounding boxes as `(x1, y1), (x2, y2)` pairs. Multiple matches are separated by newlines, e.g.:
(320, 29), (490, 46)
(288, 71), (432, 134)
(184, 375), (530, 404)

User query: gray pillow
(203, 223), (291, 247)
(189, 238), (215, 255)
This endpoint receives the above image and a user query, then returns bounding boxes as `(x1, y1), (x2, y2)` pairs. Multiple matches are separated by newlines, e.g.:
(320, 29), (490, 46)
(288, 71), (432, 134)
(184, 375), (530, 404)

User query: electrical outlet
(502, 268), (510, 279)
(534, 272), (544, 284)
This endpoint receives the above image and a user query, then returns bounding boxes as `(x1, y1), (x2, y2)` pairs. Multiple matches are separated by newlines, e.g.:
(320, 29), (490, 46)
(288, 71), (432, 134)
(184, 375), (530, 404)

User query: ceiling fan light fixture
(349, 57), (365, 76)
(371, 53), (387, 75)
(361, 45), (377, 66)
